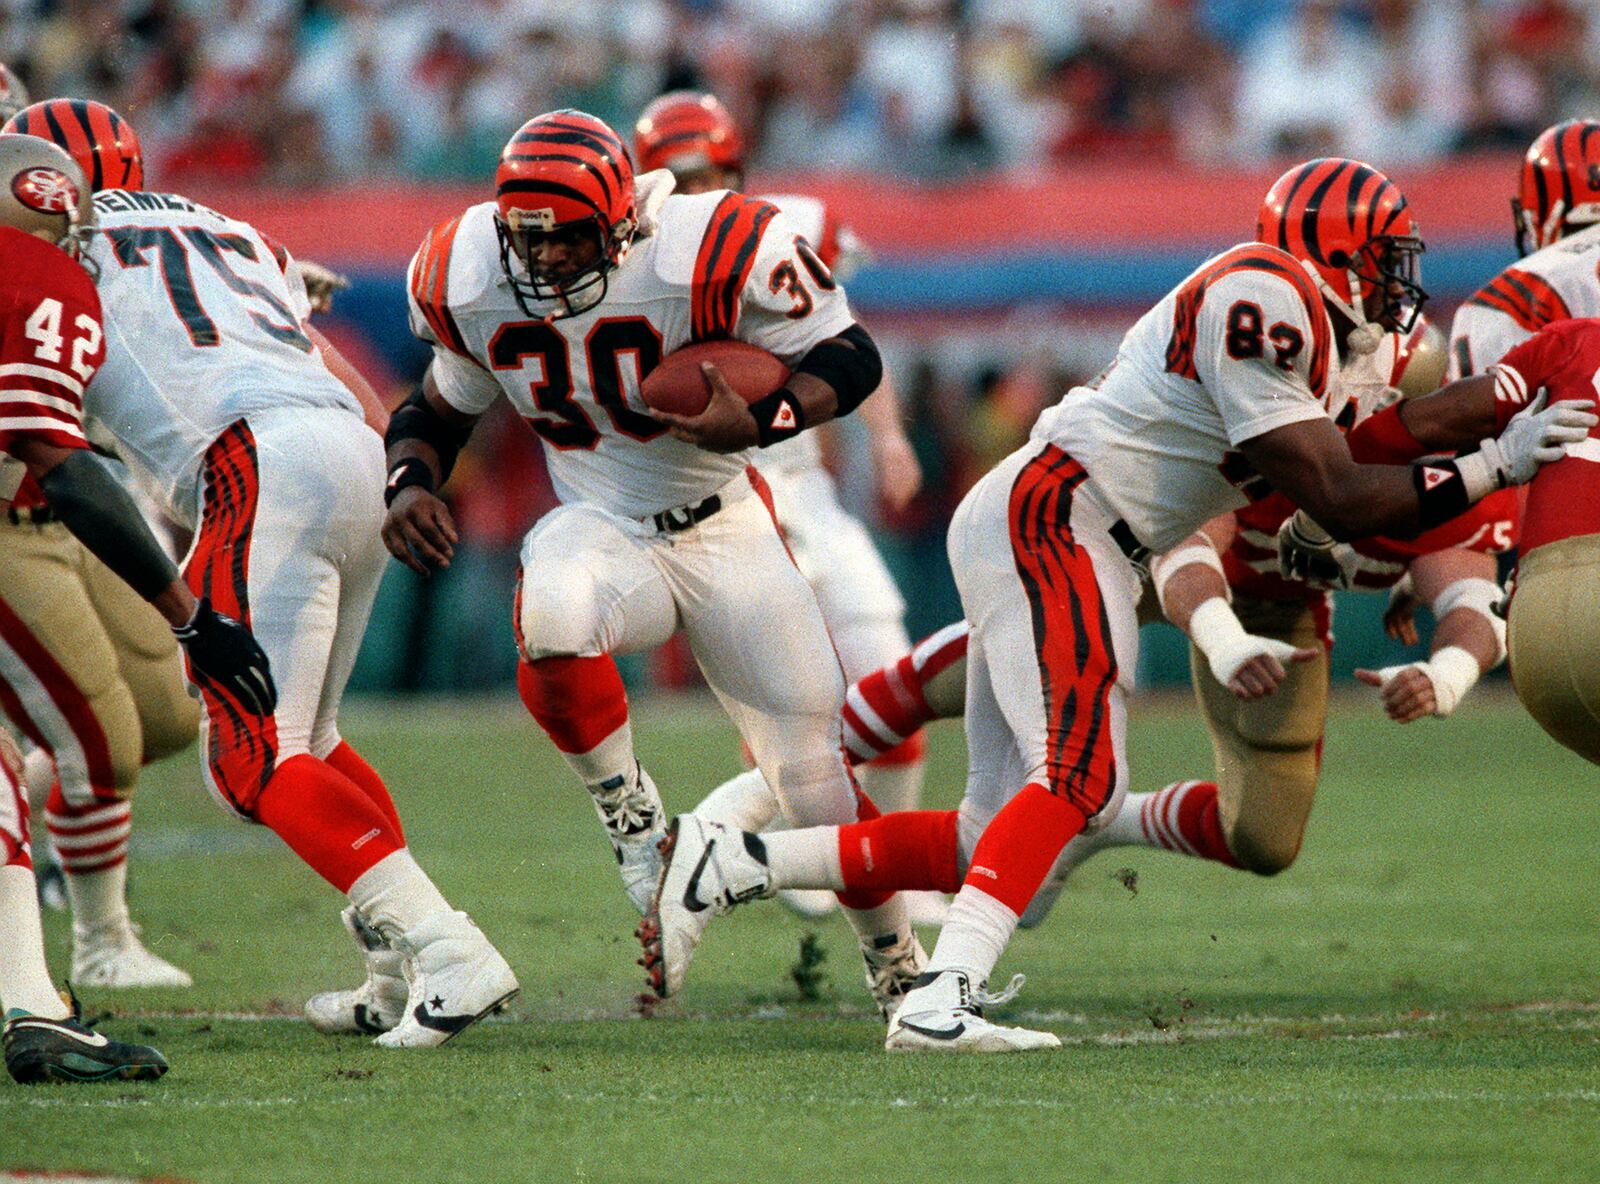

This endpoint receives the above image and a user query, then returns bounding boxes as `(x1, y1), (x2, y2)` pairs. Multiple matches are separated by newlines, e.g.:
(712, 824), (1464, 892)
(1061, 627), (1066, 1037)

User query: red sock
(253, 754), (403, 892)
(45, 780), (129, 876)
(1139, 780), (1239, 868)
(517, 656), (629, 753)
(324, 741), (404, 842)
(841, 655), (935, 766)
(837, 808), (961, 894)
(835, 783), (892, 910)
(963, 783), (1086, 914)
(1, 768), (28, 869)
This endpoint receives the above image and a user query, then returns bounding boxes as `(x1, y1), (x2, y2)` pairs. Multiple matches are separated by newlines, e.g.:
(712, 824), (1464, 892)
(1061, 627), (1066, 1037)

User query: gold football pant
(0, 519), (197, 806)
(1189, 595), (1329, 874)
(1508, 533), (1600, 766)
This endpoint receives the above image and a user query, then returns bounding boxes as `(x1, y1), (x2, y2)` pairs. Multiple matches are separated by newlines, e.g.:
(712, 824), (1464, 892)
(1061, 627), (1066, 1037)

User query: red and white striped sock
(45, 781), (132, 936)
(1101, 780), (1239, 867)
(840, 623), (967, 766)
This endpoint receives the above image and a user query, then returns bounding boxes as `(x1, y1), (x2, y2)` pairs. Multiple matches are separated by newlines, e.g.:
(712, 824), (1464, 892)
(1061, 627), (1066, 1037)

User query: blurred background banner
(3, 0), (1582, 693)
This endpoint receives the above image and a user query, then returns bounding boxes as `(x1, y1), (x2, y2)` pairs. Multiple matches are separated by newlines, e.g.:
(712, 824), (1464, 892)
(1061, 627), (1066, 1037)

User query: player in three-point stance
(631, 91), (944, 925)
(0, 133), (271, 1081)
(18, 107), (517, 1048)
(640, 157), (1598, 1049)
(382, 109), (923, 1015)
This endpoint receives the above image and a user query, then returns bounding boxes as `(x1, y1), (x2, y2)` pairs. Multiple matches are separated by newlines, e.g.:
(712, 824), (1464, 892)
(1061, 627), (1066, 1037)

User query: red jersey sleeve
(1492, 318), (1600, 431)
(0, 227), (103, 456)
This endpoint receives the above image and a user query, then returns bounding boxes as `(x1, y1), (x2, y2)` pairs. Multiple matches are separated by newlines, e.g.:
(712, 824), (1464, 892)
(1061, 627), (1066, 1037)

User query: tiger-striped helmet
(0, 65), (30, 123)
(1258, 158), (1426, 343)
(1, 98), (143, 192)
(494, 109), (637, 320)
(1512, 120), (1600, 257)
(632, 91), (744, 186)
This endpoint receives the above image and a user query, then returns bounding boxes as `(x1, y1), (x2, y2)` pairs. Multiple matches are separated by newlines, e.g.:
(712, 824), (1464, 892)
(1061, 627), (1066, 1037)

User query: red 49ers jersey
(0, 226), (103, 506)
(1497, 318), (1600, 556)
(1223, 487), (1519, 601)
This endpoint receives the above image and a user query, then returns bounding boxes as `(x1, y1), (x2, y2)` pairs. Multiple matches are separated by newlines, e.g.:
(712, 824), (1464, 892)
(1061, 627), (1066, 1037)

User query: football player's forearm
(35, 450), (188, 614)
(384, 376), (476, 492)
(1151, 533), (1229, 632)
(789, 323), (883, 428)
(1394, 373), (1497, 451)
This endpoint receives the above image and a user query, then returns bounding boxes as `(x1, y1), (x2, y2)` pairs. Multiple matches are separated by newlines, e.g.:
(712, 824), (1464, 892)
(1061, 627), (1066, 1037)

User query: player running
(631, 90), (942, 924)
(16, 106), (517, 1048)
(382, 109), (922, 1015)
(640, 158), (1597, 1049)
(0, 133), (272, 1081)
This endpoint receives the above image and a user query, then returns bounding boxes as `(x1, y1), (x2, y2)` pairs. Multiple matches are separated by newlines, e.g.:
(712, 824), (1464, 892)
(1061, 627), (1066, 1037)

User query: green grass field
(3, 690), (1597, 1183)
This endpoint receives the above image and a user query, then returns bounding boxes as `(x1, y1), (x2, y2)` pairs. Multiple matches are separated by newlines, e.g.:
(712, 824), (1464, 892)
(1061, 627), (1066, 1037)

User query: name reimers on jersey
(1034, 242), (1345, 555)
(80, 189), (361, 526)
(407, 184), (857, 521)
(1449, 221), (1600, 378)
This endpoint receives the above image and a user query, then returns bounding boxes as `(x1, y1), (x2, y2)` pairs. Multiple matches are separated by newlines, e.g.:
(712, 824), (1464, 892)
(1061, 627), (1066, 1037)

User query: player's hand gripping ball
(641, 340), (790, 418)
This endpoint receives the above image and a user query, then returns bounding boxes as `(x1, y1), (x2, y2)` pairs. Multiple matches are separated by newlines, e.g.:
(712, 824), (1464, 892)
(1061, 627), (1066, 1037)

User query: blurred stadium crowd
(3, 0), (1596, 184)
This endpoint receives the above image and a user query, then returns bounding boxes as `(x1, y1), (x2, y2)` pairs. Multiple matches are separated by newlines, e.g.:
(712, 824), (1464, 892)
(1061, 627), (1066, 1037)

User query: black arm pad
(385, 386), (474, 484)
(793, 322), (882, 417)
(37, 451), (179, 601)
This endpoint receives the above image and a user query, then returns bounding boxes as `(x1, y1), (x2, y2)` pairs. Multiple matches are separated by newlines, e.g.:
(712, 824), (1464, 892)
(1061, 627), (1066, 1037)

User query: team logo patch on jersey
(11, 166), (78, 214)
(1421, 466), (1455, 491)
(768, 400), (798, 431)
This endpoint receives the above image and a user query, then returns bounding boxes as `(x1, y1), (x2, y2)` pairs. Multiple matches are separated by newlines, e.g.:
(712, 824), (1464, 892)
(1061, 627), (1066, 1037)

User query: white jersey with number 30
(80, 190), (359, 525)
(409, 183), (855, 519)
(1035, 243), (1346, 553)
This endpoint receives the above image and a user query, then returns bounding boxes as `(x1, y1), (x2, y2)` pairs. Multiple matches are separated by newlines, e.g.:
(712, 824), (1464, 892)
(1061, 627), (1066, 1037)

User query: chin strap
(1299, 258), (1382, 356)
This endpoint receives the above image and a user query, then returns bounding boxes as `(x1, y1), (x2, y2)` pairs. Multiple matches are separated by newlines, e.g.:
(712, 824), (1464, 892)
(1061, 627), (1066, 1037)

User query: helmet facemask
(1350, 234), (1427, 335)
(495, 207), (633, 321)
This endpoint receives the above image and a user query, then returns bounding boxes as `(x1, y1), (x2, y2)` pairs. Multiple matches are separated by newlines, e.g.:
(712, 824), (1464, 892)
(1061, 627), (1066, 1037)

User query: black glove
(174, 598), (277, 716)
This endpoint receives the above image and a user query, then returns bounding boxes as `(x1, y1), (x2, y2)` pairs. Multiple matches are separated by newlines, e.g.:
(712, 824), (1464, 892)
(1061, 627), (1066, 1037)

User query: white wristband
(1188, 597), (1249, 661)
(1431, 577), (1507, 666)
(1453, 441), (1501, 503)
(1420, 645), (1482, 717)
(1153, 543), (1227, 611)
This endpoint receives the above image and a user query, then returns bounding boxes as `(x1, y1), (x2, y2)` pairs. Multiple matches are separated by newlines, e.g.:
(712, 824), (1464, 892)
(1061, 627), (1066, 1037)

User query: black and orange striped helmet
(1258, 158), (1426, 338)
(1512, 120), (1600, 257)
(1, 98), (143, 192)
(632, 91), (744, 185)
(494, 109), (637, 319)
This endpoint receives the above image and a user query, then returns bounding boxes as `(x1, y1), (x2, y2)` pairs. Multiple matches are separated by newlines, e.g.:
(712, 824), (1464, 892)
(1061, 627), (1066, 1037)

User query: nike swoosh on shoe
(682, 843), (716, 913)
(896, 1018), (966, 1041)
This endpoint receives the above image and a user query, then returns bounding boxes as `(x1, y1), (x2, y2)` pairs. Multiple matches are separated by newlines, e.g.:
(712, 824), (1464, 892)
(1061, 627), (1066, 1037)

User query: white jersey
(410, 187), (856, 518)
(1448, 222), (1600, 377)
(752, 193), (862, 478)
(81, 190), (361, 525)
(1034, 243), (1346, 554)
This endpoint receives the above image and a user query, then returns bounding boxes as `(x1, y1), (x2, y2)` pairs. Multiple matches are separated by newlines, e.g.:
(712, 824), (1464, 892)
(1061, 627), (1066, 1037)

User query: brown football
(641, 340), (791, 417)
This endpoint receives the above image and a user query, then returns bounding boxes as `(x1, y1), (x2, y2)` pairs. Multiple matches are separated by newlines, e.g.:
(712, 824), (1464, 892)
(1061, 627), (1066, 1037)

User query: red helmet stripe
(691, 193), (779, 340)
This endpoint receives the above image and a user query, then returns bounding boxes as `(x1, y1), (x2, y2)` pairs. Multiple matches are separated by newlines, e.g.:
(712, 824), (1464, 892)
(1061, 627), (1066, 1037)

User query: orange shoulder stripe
(1468, 268), (1571, 333)
(409, 215), (479, 364)
(691, 193), (780, 341)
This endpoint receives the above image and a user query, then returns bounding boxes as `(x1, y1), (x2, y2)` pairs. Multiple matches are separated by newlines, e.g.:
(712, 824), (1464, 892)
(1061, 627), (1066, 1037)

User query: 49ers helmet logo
(12, 165), (79, 214)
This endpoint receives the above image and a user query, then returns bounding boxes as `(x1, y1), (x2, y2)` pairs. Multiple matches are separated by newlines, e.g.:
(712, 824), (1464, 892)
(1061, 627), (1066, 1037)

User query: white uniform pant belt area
(516, 466), (860, 829)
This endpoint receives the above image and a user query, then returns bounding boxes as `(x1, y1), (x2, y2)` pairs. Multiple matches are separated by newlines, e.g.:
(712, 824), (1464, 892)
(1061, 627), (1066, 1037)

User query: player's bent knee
(517, 569), (609, 660)
(1226, 826), (1302, 876)
(764, 753), (857, 828)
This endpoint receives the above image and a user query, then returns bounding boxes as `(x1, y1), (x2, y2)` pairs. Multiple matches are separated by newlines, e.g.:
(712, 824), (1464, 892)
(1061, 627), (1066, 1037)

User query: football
(641, 340), (791, 417)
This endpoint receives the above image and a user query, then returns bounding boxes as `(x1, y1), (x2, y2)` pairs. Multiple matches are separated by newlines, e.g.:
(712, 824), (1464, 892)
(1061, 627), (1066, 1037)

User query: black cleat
(4, 997), (168, 1085)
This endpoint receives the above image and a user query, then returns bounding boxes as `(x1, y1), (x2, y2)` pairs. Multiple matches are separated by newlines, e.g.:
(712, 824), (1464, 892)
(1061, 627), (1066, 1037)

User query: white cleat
(373, 911), (519, 1049)
(885, 969), (1060, 1053)
(638, 815), (774, 998)
(305, 907), (409, 1035)
(1018, 833), (1099, 929)
(71, 923), (194, 989)
(861, 928), (928, 1021)
(590, 762), (668, 915)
